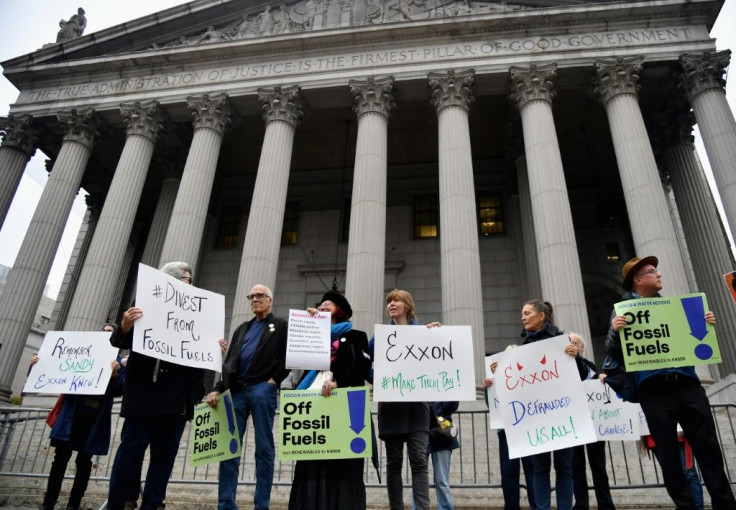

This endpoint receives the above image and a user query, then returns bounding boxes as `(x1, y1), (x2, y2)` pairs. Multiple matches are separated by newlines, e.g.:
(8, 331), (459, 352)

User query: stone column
(140, 153), (183, 267)
(230, 86), (303, 332)
(509, 63), (592, 345)
(428, 69), (486, 380)
(658, 108), (736, 377)
(593, 56), (689, 295)
(0, 108), (98, 401)
(345, 76), (395, 334)
(680, 51), (736, 242)
(0, 114), (37, 229)
(64, 100), (164, 331)
(159, 93), (232, 270)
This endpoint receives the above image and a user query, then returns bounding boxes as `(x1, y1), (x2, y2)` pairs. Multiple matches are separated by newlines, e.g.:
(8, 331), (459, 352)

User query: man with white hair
(207, 284), (289, 510)
(568, 333), (616, 510)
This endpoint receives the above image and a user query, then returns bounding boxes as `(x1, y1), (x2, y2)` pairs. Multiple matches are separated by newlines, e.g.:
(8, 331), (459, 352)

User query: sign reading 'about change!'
(373, 325), (476, 402)
(133, 263), (224, 371)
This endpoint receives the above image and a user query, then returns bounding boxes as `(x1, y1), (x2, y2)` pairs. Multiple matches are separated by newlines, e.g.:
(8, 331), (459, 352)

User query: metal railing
(1, 404), (734, 496)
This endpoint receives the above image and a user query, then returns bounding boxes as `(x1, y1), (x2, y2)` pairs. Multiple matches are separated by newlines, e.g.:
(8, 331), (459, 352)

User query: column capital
(120, 100), (165, 142)
(257, 85), (304, 127)
(654, 105), (695, 155)
(0, 114), (37, 158)
(349, 76), (396, 119)
(593, 55), (644, 104)
(509, 63), (557, 110)
(187, 93), (233, 135)
(428, 69), (475, 114)
(679, 50), (731, 101)
(57, 107), (99, 149)
(85, 191), (105, 221)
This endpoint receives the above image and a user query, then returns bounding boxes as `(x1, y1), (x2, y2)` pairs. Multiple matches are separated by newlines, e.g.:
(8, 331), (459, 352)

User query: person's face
(521, 304), (546, 332)
(387, 298), (407, 321)
(633, 264), (662, 296)
(103, 326), (114, 333)
(180, 271), (192, 285)
(318, 300), (339, 323)
(249, 285), (273, 318)
(569, 334), (584, 354)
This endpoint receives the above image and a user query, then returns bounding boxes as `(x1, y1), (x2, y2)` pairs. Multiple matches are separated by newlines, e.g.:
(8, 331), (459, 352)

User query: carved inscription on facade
(23, 26), (701, 105)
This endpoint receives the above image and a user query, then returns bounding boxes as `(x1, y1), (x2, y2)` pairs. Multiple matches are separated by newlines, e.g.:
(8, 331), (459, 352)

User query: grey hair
(568, 332), (585, 354)
(159, 261), (193, 280)
(252, 284), (273, 298)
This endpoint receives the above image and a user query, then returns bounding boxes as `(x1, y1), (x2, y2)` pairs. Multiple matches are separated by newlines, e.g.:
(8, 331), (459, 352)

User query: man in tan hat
(605, 256), (735, 510)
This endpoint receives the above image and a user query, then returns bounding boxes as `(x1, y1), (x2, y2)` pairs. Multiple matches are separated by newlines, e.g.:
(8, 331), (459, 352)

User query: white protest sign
(638, 407), (650, 436)
(493, 335), (596, 458)
(133, 263), (224, 371)
(582, 379), (640, 441)
(373, 325), (475, 402)
(286, 309), (331, 370)
(485, 354), (505, 429)
(23, 331), (119, 395)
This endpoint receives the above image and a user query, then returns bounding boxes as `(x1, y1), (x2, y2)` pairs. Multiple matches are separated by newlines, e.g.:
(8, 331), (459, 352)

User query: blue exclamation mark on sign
(681, 295), (713, 360)
(223, 393), (238, 454)
(347, 389), (367, 454)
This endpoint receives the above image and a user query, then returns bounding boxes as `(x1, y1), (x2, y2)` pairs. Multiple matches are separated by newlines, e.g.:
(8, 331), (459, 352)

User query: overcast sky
(0, 0), (734, 299)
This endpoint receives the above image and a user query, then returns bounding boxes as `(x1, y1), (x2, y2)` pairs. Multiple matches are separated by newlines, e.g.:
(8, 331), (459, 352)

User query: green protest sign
(279, 386), (372, 461)
(614, 292), (721, 371)
(190, 389), (241, 467)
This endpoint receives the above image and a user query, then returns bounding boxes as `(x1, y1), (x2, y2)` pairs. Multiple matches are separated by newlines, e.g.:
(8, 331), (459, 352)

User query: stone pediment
(2, 0), (636, 68)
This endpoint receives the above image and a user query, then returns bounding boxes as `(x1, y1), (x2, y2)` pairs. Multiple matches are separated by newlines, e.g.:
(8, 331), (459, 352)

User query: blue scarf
(297, 321), (354, 389)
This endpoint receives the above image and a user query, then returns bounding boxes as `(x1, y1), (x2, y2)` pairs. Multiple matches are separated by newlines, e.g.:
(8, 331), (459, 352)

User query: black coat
(110, 326), (204, 420)
(330, 329), (371, 388)
(213, 313), (289, 393)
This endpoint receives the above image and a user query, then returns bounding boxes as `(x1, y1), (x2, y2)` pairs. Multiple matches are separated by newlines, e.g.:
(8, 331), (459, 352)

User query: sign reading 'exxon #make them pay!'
(373, 325), (475, 402)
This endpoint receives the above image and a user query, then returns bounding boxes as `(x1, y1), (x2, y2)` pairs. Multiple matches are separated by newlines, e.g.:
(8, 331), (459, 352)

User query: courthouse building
(1, 0), (735, 401)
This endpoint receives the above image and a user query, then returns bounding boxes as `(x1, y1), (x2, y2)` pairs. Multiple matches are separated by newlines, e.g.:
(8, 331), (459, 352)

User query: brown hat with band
(621, 256), (658, 291)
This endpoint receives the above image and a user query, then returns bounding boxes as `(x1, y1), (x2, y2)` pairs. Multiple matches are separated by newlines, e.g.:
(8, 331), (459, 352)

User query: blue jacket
(605, 291), (698, 388)
(49, 358), (125, 455)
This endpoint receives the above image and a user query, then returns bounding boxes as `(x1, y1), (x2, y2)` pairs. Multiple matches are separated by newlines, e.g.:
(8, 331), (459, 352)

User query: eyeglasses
(636, 268), (660, 277)
(247, 293), (270, 301)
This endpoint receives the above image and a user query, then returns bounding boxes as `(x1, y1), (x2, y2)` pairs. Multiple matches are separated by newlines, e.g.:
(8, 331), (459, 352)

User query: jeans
(218, 382), (277, 510)
(679, 442), (704, 510)
(498, 430), (537, 510)
(107, 414), (187, 510)
(531, 447), (574, 510)
(42, 443), (93, 509)
(384, 432), (430, 510)
(411, 449), (454, 510)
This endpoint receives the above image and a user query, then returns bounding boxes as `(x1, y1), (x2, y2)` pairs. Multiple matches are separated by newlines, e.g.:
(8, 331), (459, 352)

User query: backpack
(601, 355), (639, 403)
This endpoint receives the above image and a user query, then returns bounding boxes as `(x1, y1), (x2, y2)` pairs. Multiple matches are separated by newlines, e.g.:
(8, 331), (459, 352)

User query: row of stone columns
(0, 50), (735, 398)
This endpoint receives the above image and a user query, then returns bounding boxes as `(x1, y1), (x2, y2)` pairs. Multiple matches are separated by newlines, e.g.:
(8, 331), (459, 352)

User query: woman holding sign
(288, 290), (372, 510)
(375, 289), (441, 510)
(503, 300), (586, 510)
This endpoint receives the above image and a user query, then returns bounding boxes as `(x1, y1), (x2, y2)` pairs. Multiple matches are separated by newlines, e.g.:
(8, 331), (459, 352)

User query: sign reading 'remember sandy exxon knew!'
(614, 292), (721, 372)
(133, 263), (224, 372)
(373, 325), (475, 402)
(23, 331), (120, 395)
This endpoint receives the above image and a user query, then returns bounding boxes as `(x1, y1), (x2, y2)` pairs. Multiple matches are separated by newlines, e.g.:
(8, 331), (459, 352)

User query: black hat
(321, 290), (353, 319)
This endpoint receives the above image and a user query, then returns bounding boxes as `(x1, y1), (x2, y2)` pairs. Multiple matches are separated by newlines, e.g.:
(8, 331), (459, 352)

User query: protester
(606, 256), (736, 509)
(483, 345), (537, 510)
(288, 290), (371, 509)
(206, 283), (289, 510)
(642, 432), (704, 510)
(568, 333), (616, 510)
(106, 261), (226, 510)
(374, 289), (441, 510)
(492, 300), (585, 510)
(36, 324), (124, 510)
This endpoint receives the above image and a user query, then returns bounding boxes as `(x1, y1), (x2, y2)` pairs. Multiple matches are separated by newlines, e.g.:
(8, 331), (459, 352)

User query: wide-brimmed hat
(621, 256), (658, 291)
(320, 290), (353, 319)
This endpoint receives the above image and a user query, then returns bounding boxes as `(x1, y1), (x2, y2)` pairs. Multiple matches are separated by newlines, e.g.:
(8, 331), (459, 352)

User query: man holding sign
(606, 256), (735, 509)
(206, 284), (289, 510)
(107, 262), (227, 510)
